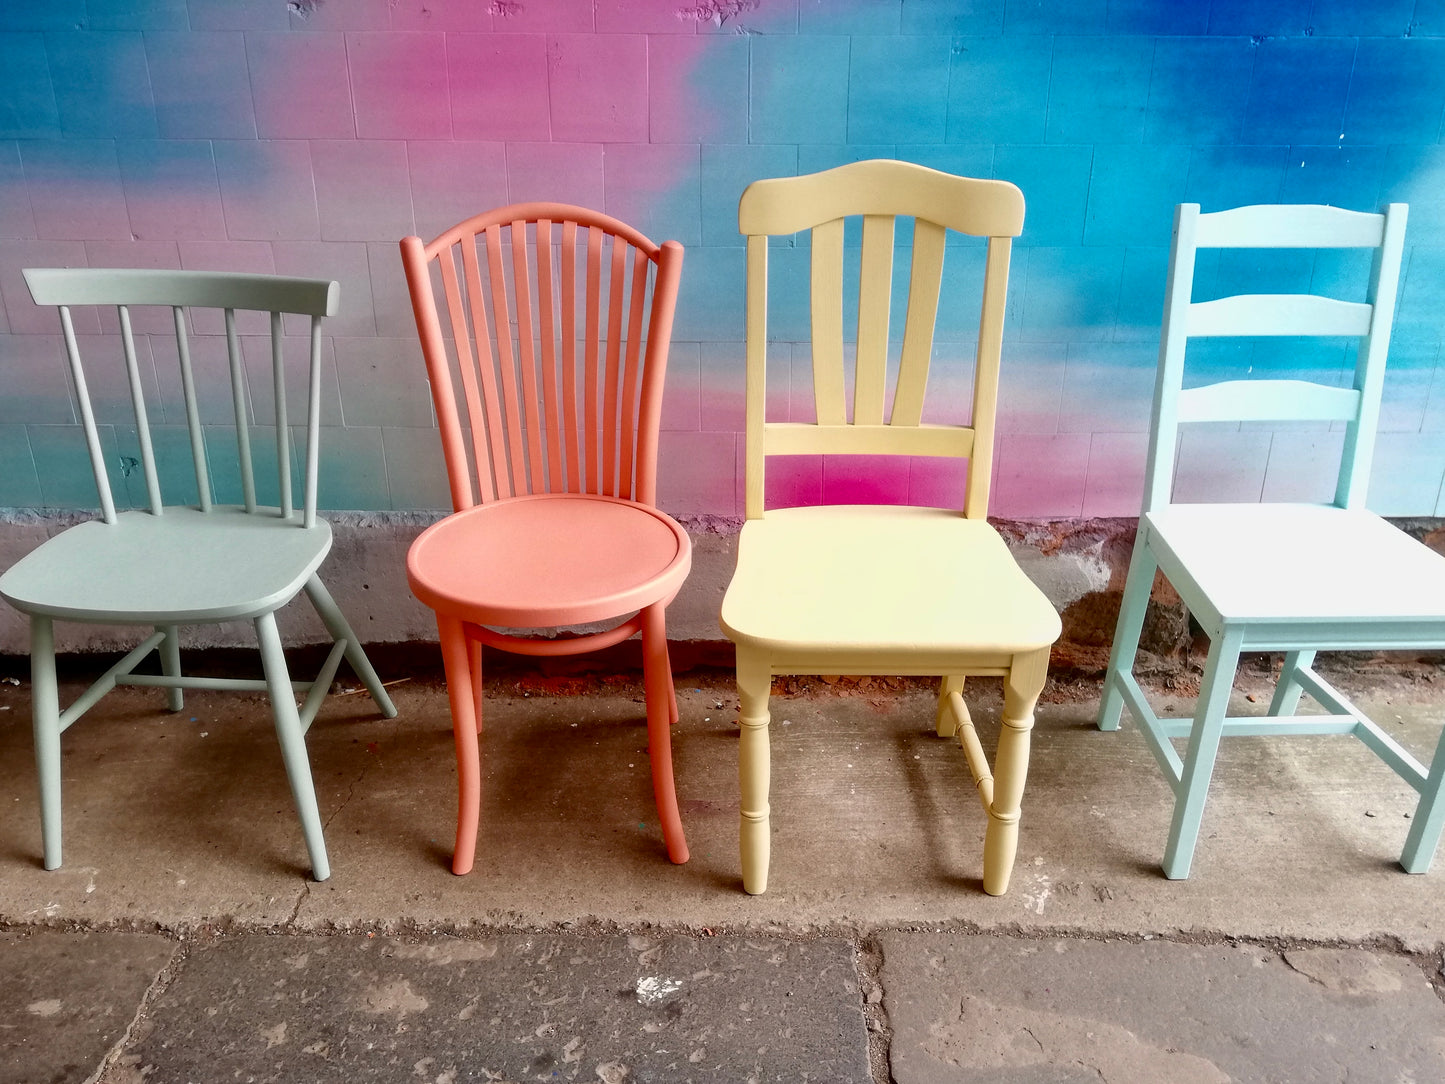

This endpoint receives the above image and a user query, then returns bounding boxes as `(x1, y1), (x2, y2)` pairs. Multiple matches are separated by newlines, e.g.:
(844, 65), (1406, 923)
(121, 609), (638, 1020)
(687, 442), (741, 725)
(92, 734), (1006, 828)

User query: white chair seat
(722, 506), (1061, 658)
(1147, 503), (1445, 628)
(0, 507), (332, 625)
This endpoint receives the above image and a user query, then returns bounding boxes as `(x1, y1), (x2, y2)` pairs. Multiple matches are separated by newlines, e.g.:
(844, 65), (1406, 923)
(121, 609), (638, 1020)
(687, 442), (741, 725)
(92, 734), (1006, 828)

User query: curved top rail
(739, 159), (1024, 238)
(413, 202), (665, 259)
(23, 267), (338, 316)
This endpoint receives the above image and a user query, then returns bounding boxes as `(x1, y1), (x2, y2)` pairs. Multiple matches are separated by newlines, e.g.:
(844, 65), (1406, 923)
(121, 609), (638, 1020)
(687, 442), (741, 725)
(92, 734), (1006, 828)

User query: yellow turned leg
(983, 647), (1049, 896)
(736, 649), (772, 894)
(936, 675), (965, 737)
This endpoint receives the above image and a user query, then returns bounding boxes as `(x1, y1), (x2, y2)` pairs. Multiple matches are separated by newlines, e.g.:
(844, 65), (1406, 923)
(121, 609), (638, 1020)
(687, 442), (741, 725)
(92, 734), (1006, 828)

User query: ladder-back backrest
(1144, 202), (1408, 514)
(400, 203), (685, 512)
(23, 267), (339, 528)
(738, 159), (1025, 520)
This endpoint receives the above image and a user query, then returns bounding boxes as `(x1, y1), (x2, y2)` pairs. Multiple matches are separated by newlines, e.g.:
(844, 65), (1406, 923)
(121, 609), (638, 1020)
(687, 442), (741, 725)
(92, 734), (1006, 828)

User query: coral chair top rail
(401, 202), (684, 513)
(24, 267), (339, 530)
(737, 159), (1026, 520)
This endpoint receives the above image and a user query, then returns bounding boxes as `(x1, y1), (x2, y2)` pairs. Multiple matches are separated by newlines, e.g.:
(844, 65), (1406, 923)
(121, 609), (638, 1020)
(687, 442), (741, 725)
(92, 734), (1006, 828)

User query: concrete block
(1113, 245), (1168, 342)
(25, 423), (119, 509)
(1004, 0), (1104, 34)
(390, 0), (491, 31)
(380, 426), (451, 511)
(22, 140), (131, 242)
(0, 143), (36, 240)
(1045, 35), (1151, 145)
(749, 35), (850, 145)
(947, 36), (1052, 145)
(1106, 0), (1207, 34)
(246, 32), (356, 139)
(214, 140), (319, 242)
(286, 0), (390, 31)
(241, 331), (344, 427)
(1280, 145), (1386, 211)
(406, 140), (508, 240)
(1366, 431), (1445, 515)
(662, 341), (702, 432)
(801, 0), (900, 33)
(186, 0), (288, 30)
(0, 425), (40, 506)
(0, 1), (84, 31)
(1185, 144), (1289, 212)
(269, 240), (373, 337)
(657, 430), (738, 516)
(649, 36), (749, 144)
(448, 33), (551, 142)
(992, 432), (1090, 518)
(333, 336), (433, 428)
(1397, 246), (1445, 347)
(997, 346), (1065, 435)
(992, 145), (1092, 247)
(363, 239), (416, 341)
(1175, 426), (1272, 504)
(490, 0), (594, 33)
(672, 244), (744, 342)
(0, 334), (78, 425)
(603, 142), (702, 246)
(699, 143), (798, 248)
(902, 0), (1004, 35)
(503, 141), (605, 210)
(1059, 341), (1155, 434)
(118, 140), (228, 242)
(314, 425), (390, 510)
(548, 33), (649, 144)
(1207, 0), (1311, 36)
(0, 33), (60, 139)
(1082, 431), (1149, 517)
(1145, 37), (1254, 147)
(848, 35), (950, 145)
(116, 932), (870, 1083)
(1245, 38), (1355, 147)
(882, 933), (1445, 1084)
(0, 931), (175, 1084)
(1345, 38), (1445, 147)
(87, 0), (188, 30)
(1084, 144), (1192, 247)
(46, 31), (157, 139)
(347, 31), (450, 141)
(83, 239), (184, 333)
(597, 0), (697, 33)
(312, 139), (414, 243)
(146, 31), (256, 139)
(1018, 246), (1123, 344)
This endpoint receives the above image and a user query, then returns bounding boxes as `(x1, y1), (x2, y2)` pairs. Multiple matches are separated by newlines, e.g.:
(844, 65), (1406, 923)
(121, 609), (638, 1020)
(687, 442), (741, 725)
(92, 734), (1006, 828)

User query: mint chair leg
(1163, 626), (1244, 879)
(303, 574), (397, 719)
(1098, 539), (1158, 732)
(31, 615), (63, 871)
(157, 624), (183, 712)
(1400, 721), (1445, 874)
(1267, 649), (1315, 717)
(255, 611), (330, 882)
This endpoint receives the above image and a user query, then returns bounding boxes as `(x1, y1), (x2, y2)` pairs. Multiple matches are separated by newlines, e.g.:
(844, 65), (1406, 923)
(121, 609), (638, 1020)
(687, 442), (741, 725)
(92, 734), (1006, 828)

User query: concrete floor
(1, 661), (1443, 1080)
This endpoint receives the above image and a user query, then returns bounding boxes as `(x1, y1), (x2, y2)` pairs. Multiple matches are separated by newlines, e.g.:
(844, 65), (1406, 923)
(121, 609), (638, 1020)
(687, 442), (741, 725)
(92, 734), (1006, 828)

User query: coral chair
(400, 204), (690, 874)
(1098, 202), (1445, 878)
(719, 160), (1062, 896)
(1, 268), (397, 882)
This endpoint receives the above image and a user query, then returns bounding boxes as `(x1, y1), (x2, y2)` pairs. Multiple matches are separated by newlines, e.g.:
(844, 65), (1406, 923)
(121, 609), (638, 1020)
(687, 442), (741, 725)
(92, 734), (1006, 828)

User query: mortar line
(82, 937), (193, 1084)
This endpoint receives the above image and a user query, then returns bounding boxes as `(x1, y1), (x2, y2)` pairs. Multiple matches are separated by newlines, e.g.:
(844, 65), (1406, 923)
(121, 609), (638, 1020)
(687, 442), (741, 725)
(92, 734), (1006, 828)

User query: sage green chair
(0, 268), (397, 881)
(1098, 202), (1445, 879)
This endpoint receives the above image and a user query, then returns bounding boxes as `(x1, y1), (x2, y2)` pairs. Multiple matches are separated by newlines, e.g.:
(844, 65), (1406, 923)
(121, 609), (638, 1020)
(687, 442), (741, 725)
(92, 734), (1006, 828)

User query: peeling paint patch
(488, 0), (522, 15)
(677, 1), (761, 28)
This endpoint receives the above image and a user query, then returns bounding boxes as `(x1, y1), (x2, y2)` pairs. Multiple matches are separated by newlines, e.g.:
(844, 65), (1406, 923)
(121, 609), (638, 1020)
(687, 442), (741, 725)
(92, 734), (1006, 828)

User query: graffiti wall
(1, 0), (1443, 518)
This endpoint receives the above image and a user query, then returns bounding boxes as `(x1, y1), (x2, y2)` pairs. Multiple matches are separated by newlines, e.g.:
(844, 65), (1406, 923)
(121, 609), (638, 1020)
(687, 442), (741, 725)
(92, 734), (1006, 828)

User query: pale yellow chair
(719, 160), (1061, 896)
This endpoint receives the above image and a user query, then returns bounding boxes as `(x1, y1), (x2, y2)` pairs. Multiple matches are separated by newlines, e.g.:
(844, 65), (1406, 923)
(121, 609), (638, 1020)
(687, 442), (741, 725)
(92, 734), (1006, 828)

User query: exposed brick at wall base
(2, 512), (1442, 681)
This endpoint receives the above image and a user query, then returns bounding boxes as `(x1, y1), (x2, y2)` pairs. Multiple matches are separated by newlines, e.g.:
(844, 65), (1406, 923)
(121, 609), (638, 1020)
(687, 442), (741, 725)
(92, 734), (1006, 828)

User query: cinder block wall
(1, 1), (1443, 658)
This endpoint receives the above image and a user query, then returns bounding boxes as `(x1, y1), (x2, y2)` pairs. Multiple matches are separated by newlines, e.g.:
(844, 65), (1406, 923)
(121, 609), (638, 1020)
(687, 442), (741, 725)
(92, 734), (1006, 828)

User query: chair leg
(438, 614), (482, 875)
(664, 642), (680, 726)
(1267, 649), (1315, 717)
(467, 636), (483, 734)
(157, 624), (183, 712)
(303, 575), (397, 719)
(1162, 626), (1244, 880)
(736, 647), (772, 894)
(31, 616), (63, 871)
(936, 676), (965, 737)
(983, 647), (1048, 896)
(1098, 537), (1158, 732)
(254, 611), (330, 882)
(1400, 719), (1445, 874)
(640, 604), (688, 864)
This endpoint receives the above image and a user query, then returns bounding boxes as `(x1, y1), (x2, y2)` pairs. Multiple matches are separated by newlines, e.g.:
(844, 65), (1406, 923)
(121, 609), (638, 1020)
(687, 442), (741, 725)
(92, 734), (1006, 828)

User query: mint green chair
(1, 268), (397, 881)
(1099, 202), (1445, 879)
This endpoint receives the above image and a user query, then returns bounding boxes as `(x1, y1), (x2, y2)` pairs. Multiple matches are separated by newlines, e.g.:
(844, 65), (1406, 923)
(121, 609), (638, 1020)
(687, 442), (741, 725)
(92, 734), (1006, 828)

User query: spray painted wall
(1, 0), (1444, 521)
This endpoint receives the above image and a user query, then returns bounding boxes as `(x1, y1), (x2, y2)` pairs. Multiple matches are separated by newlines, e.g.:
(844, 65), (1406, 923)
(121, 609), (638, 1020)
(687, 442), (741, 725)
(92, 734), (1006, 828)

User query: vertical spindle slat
(224, 308), (257, 513)
(536, 220), (564, 492)
(117, 305), (163, 515)
(482, 225), (527, 496)
(810, 218), (847, 425)
(560, 222), (580, 492)
(510, 222), (546, 492)
(172, 306), (211, 511)
(443, 243), (496, 502)
(583, 228), (603, 493)
(853, 214), (895, 426)
(618, 247), (649, 501)
(303, 315), (322, 529)
(892, 220), (946, 427)
(271, 311), (292, 519)
(602, 237), (627, 495)
(58, 306), (118, 524)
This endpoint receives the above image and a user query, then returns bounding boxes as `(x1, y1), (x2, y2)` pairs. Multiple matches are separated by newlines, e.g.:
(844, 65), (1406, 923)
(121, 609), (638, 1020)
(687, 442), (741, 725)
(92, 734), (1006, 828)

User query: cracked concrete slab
(100, 931), (870, 1084)
(0, 929), (175, 1084)
(878, 932), (1445, 1083)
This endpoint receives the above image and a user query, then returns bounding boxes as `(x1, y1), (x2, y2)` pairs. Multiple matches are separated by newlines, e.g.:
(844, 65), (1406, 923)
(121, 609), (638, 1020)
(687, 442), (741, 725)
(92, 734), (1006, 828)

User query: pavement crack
(288, 884), (311, 927)
(323, 757), (373, 832)
(1278, 951), (1329, 989)
(82, 939), (190, 1084)
(1021, 1025), (1045, 1054)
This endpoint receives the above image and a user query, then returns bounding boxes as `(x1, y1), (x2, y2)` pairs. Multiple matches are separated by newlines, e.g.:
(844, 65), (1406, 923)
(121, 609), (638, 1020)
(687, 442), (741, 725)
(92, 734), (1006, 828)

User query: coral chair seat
(400, 203), (691, 876)
(2, 268), (397, 882)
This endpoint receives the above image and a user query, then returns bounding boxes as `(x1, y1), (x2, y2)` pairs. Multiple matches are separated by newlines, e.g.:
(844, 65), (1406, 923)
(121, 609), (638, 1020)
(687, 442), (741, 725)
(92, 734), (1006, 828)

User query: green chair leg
(303, 574), (397, 719)
(255, 611), (330, 882)
(1098, 539), (1158, 732)
(1162, 627), (1244, 879)
(31, 615), (62, 871)
(1267, 649), (1315, 717)
(1401, 720), (1445, 874)
(157, 624), (184, 712)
